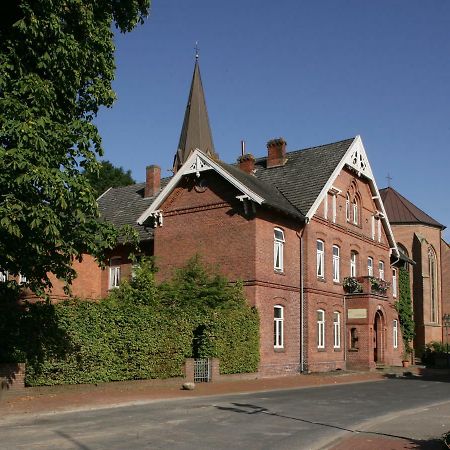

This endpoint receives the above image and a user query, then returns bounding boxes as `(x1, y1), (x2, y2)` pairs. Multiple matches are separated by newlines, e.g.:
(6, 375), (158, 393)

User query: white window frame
(392, 268), (397, 298)
(274, 228), (285, 272)
(379, 260), (385, 280)
(323, 193), (328, 220)
(109, 257), (121, 289)
(0, 270), (8, 283)
(352, 199), (358, 225)
(19, 274), (27, 285)
(317, 309), (325, 349)
(367, 257), (374, 277)
(274, 305), (284, 349)
(350, 251), (357, 277)
(316, 240), (325, 279)
(332, 245), (340, 282)
(333, 311), (341, 349)
(346, 194), (350, 222)
(332, 194), (337, 223)
(377, 217), (382, 242)
(371, 215), (376, 240)
(393, 319), (398, 348)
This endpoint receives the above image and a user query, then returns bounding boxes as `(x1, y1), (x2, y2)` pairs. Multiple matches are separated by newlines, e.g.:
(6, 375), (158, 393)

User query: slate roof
(380, 187), (445, 230)
(253, 138), (355, 215)
(98, 137), (355, 238)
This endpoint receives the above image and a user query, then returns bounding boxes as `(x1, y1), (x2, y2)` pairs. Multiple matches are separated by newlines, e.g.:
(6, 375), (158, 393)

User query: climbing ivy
(395, 267), (415, 353)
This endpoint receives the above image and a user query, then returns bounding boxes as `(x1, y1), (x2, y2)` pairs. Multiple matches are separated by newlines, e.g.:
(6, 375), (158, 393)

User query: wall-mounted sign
(348, 308), (367, 319)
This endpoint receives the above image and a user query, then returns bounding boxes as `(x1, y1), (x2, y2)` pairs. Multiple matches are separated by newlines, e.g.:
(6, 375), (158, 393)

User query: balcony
(343, 276), (390, 297)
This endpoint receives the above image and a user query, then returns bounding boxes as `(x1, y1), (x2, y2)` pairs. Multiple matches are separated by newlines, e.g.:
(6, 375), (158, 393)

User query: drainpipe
(297, 218), (308, 373)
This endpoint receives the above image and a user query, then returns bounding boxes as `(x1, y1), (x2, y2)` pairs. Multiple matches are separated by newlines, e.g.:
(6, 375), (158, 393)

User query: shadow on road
(215, 402), (447, 449)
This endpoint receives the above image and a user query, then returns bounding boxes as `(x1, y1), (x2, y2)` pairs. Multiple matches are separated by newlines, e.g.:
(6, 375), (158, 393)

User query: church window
(332, 245), (340, 282)
(317, 309), (325, 349)
(317, 240), (325, 278)
(429, 247), (438, 323)
(274, 305), (284, 348)
(109, 257), (121, 289)
(274, 228), (285, 272)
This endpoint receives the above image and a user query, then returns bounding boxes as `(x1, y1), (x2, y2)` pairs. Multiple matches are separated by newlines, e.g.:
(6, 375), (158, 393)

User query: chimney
(145, 165), (161, 198)
(267, 137), (287, 168)
(238, 153), (255, 174)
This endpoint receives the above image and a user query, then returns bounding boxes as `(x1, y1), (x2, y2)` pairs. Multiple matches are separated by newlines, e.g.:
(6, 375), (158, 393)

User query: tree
(85, 160), (135, 198)
(0, 1), (150, 297)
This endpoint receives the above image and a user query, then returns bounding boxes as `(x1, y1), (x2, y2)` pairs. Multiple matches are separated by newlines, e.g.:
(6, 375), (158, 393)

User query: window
(393, 319), (398, 348)
(19, 274), (27, 285)
(316, 240), (325, 278)
(274, 305), (284, 348)
(274, 228), (285, 272)
(429, 247), (438, 323)
(346, 194), (350, 222)
(323, 193), (328, 220)
(317, 309), (325, 349)
(379, 261), (385, 280)
(352, 199), (358, 225)
(332, 245), (340, 282)
(333, 312), (341, 348)
(109, 257), (121, 289)
(332, 194), (337, 223)
(367, 257), (374, 277)
(377, 217), (382, 242)
(371, 215), (376, 240)
(392, 269), (397, 297)
(0, 270), (8, 283)
(350, 251), (357, 277)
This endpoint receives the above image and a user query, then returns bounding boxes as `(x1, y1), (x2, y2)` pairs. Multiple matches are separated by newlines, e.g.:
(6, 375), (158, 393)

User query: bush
(421, 341), (450, 367)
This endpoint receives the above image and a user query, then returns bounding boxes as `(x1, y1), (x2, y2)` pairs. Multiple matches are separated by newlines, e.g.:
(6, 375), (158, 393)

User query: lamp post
(443, 314), (450, 368)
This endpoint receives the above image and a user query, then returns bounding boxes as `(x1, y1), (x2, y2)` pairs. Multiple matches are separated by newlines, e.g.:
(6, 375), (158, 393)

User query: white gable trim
(305, 136), (398, 256)
(137, 149), (264, 225)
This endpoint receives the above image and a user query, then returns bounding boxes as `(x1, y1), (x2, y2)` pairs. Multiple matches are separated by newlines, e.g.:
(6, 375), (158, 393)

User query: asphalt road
(1, 378), (450, 450)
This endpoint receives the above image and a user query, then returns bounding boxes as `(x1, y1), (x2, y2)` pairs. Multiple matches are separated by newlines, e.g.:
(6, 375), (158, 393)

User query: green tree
(0, 1), (150, 296)
(85, 160), (135, 198)
(395, 267), (415, 353)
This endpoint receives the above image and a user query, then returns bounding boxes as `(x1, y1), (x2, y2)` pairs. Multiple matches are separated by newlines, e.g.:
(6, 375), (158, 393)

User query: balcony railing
(343, 276), (390, 297)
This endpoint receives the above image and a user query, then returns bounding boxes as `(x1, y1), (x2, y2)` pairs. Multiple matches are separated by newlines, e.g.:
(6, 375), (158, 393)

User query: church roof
(173, 60), (216, 171)
(380, 187), (445, 230)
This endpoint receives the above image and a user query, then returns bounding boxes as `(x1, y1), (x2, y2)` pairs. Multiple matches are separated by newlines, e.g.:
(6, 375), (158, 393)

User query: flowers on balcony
(369, 277), (390, 294)
(343, 277), (363, 294)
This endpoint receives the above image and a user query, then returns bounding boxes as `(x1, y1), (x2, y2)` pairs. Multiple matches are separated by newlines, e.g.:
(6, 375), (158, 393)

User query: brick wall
(441, 239), (450, 341)
(0, 363), (25, 391)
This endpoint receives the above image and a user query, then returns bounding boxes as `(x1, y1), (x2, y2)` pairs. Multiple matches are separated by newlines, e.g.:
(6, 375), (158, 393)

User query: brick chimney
(237, 154), (256, 174)
(267, 138), (287, 168)
(144, 165), (161, 198)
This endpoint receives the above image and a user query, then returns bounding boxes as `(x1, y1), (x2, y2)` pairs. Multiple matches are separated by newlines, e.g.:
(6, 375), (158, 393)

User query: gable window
(379, 261), (385, 280)
(332, 245), (340, 282)
(274, 305), (284, 348)
(333, 312), (341, 348)
(367, 257), (374, 277)
(429, 247), (438, 323)
(371, 216), (376, 240)
(393, 319), (398, 348)
(274, 228), (285, 272)
(350, 251), (357, 277)
(392, 269), (397, 298)
(323, 193), (328, 220)
(352, 199), (358, 225)
(109, 257), (121, 289)
(377, 217), (382, 242)
(317, 309), (325, 349)
(332, 194), (337, 223)
(346, 194), (351, 222)
(316, 240), (325, 279)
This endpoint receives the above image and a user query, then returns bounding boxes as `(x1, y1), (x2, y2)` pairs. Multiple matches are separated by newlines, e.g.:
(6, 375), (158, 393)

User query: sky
(95, 0), (450, 241)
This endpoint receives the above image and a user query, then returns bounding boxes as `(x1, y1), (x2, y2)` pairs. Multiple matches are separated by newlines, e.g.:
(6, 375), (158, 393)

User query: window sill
(317, 348), (326, 352)
(333, 281), (341, 286)
(333, 347), (342, 352)
(348, 348), (359, 352)
(317, 277), (326, 283)
(274, 347), (285, 353)
(274, 270), (285, 275)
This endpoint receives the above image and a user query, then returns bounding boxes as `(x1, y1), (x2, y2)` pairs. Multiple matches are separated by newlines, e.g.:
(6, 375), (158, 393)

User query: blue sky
(95, 0), (450, 240)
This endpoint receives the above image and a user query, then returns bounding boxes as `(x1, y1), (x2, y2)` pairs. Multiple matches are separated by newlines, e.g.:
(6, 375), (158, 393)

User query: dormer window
(274, 228), (285, 272)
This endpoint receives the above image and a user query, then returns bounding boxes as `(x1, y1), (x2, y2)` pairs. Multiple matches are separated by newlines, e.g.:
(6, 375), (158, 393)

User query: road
(1, 377), (450, 449)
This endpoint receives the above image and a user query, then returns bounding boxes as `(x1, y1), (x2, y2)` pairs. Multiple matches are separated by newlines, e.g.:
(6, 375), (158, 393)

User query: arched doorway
(374, 310), (384, 363)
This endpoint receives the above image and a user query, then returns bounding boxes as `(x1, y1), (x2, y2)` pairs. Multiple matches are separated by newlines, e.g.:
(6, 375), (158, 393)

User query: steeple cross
(194, 41), (199, 60)
(386, 173), (393, 187)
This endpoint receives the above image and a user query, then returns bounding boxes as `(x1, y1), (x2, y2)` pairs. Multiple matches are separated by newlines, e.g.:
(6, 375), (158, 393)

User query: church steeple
(173, 57), (216, 172)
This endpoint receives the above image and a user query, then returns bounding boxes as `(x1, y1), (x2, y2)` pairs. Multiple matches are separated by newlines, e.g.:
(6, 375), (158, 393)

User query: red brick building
(47, 59), (410, 374)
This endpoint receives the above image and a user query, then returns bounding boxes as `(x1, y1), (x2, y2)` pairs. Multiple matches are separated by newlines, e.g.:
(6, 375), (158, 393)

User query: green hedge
(0, 256), (260, 385)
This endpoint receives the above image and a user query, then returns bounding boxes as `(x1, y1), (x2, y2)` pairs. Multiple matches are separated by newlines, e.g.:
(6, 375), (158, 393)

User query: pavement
(1, 366), (450, 449)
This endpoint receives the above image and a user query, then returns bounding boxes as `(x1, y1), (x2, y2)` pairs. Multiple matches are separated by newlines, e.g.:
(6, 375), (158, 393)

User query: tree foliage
(395, 267), (415, 352)
(85, 160), (135, 198)
(0, 1), (150, 296)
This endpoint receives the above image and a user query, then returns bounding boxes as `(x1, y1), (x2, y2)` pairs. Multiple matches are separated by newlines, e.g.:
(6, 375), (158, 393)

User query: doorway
(374, 310), (384, 363)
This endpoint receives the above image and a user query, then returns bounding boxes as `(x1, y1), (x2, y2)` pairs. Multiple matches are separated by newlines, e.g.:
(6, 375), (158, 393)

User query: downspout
(297, 218), (308, 373)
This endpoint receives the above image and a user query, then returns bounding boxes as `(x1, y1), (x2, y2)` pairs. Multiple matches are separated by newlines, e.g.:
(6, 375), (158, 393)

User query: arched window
(429, 246), (438, 323)
(346, 193), (351, 222)
(379, 260), (385, 280)
(274, 228), (285, 272)
(316, 240), (325, 278)
(109, 257), (121, 289)
(397, 243), (410, 269)
(367, 257), (374, 277)
(274, 305), (284, 348)
(352, 199), (358, 225)
(332, 245), (340, 282)
(333, 312), (341, 349)
(317, 309), (325, 349)
(350, 251), (358, 277)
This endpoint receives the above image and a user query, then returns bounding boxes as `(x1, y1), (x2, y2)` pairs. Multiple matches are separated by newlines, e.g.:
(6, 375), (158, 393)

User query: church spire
(173, 55), (216, 172)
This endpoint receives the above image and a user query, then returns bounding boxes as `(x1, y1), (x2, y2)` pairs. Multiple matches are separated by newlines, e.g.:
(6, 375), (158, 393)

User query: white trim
(137, 149), (265, 225)
(305, 136), (398, 257)
(96, 186), (112, 202)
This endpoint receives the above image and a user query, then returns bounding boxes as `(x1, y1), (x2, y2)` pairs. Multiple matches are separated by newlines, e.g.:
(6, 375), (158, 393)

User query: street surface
(1, 378), (450, 449)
